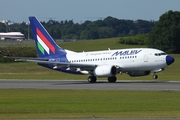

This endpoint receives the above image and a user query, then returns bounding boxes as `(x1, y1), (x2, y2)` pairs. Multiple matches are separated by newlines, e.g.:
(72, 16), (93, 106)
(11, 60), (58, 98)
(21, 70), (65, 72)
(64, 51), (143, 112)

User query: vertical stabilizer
(29, 16), (66, 57)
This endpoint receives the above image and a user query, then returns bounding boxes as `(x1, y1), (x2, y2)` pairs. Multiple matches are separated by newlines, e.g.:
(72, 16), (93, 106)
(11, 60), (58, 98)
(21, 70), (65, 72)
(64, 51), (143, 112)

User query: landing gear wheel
(108, 76), (117, 83)
(88, 76), (97, 83)
(153, 75), (158, 79)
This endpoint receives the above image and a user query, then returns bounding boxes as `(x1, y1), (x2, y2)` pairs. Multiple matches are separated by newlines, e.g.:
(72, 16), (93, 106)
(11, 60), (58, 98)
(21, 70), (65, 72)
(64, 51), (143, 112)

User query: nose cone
(166, 55), (175, 65)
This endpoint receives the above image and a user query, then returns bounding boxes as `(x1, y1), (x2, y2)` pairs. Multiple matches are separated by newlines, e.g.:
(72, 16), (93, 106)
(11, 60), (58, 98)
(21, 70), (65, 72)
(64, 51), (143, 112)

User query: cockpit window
(155, 53), (166, 56)
(161, 53), (166, 55)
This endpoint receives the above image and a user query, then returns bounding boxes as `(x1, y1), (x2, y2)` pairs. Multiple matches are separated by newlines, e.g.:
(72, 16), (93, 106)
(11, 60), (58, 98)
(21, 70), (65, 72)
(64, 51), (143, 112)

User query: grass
(0, 38), (146, 51)
(0, 90), (180, 119)
(58, 38), (147, 52)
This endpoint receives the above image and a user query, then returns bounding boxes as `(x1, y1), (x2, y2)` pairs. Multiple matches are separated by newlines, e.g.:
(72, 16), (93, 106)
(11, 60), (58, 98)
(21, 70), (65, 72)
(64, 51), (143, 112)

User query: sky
(1, 0), (180, 23)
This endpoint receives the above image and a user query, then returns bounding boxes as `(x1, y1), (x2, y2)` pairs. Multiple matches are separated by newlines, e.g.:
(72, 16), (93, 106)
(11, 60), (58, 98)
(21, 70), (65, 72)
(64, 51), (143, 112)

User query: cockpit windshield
(155, 53), (166, 56)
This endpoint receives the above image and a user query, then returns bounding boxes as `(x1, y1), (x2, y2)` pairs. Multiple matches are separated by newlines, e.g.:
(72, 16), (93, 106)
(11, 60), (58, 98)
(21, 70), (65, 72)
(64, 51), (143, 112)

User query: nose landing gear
(153, 73), (158, 79)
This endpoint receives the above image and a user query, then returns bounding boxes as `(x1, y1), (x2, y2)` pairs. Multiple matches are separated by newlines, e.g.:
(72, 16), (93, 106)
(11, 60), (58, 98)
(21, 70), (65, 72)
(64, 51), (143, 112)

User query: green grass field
(0, 38), (180, 119)
(58, 38), (147, 51)
(0, 90), (180, 119)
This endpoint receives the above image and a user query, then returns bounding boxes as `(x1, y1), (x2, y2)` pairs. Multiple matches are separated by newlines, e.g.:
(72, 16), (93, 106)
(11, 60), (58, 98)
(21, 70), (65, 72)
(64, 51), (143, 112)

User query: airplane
(0, 32), (25, 40)
(6, 16), (175, 83)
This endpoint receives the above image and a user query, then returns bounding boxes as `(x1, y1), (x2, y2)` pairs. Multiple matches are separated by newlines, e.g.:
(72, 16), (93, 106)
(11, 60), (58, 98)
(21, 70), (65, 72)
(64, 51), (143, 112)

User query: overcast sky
(1, 0), (180, 23)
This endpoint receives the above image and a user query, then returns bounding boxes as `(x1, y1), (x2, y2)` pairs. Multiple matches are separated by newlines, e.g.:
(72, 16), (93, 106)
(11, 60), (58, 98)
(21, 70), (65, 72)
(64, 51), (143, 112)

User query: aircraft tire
(153, 75), (158, 79)
(108, 76), (117, 83)
(88, 76), (97, 83)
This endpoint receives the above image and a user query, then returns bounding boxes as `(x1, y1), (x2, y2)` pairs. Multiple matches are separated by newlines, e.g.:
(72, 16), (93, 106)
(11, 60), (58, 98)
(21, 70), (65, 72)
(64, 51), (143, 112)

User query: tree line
(147, 10), (180, 53)
(119, 10), (180, 54)
(0, 10), (180, 54)
(0, 16), (156, 40)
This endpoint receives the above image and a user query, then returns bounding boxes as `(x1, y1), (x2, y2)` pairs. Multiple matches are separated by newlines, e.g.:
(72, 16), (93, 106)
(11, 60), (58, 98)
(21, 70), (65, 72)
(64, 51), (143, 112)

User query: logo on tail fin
(36, 28), (55, 55)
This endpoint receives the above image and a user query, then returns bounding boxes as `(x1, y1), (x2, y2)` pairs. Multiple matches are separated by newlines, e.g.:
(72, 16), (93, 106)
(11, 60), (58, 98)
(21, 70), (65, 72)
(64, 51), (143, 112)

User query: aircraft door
(144, 53), (148, 62)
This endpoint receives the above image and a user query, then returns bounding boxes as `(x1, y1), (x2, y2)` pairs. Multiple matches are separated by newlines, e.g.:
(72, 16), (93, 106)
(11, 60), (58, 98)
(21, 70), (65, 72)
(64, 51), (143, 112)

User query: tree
(5, 16), (156, 40)
(0, 23), (6, 32)
(98, 27), (116, 38)
(147, 10), (180, 53)
(135, 19), (156, 34)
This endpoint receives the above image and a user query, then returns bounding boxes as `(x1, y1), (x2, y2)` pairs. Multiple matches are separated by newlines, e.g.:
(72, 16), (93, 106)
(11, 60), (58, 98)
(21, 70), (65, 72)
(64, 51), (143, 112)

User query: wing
(4, 56), (121, 73)
(27, 59), (97, 71)
(4, 56), (97, 71)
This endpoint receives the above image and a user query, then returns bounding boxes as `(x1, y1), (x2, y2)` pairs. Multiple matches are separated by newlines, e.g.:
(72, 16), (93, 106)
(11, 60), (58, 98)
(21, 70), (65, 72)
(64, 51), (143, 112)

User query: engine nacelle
(94, 65), (116, 77)
(128, 71), (151, 77)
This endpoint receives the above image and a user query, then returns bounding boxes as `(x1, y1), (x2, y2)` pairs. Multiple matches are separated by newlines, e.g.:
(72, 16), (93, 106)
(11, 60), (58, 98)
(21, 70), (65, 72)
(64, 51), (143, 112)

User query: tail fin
(29, 16), (66, 58)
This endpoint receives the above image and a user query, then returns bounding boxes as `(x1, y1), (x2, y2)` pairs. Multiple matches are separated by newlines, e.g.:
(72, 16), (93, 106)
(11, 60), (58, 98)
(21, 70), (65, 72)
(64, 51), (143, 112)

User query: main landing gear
(87, 76), (117, 83)
(108, 76), (117, 83)
(88, 76), (97, 83)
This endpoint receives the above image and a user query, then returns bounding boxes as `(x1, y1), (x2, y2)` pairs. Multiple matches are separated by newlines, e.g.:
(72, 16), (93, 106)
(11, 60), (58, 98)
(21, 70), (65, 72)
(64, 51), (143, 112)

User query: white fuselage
(0, 32), (24, 40)
(66, 48), (167, 73)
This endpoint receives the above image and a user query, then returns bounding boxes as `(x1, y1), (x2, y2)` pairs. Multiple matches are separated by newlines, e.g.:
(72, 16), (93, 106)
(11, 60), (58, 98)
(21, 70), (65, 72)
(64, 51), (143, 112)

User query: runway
(0, 80), (180, 91)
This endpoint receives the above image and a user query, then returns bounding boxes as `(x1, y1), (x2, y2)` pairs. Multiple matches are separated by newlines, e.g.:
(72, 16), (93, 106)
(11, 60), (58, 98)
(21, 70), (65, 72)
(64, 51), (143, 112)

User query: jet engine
(94, 65), (116, 77)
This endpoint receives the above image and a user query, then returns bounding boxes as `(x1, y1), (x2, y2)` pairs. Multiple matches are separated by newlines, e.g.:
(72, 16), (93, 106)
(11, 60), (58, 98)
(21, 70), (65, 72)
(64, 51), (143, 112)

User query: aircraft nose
(166, 55), (175, 65)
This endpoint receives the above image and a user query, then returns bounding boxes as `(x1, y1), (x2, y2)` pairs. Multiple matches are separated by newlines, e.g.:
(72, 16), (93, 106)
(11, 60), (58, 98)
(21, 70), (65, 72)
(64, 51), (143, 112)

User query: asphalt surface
(0, 79), (180, 91)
